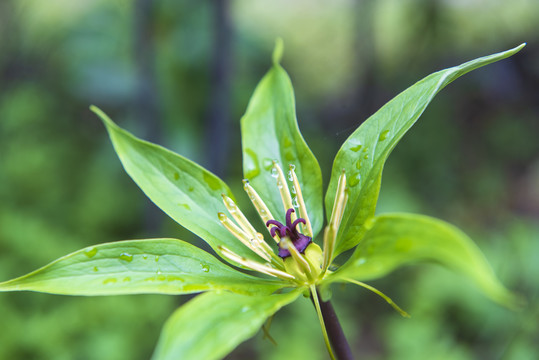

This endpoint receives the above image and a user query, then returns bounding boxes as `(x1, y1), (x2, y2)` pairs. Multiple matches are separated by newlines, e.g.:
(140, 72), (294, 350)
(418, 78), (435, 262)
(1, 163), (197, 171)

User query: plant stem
(311, 288), (354, 360)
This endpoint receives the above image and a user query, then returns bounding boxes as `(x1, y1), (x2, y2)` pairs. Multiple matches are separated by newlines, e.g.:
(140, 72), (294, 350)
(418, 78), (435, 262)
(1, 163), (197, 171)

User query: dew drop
(292, 196), (299, 208)
(284, 150), (294, 161)
(350, 144), (362, 152)
(188, 186), (195, 192)
(179, 203), (191, 211)
(155, 255), (160, 262)
(363, 154), (369, 160)
(244, 149), (261, 179)
(173, 172), (180, 180)
(355, 159), (362, 170)
(84, 247), (98, 258)
(291, 185), (296, 194)
(289, 164), (296, 170)
(356, 258), (366, 265)
(103, 278), (117, 285)
(241, 306), (250, 313)
(379, 130), (390, 141)
(201, 264), (210, 273)
(218, 212), (227, 222)
(271, 167), (279, 178)
(142, 254), (148, 260)
(226, 198), (237, 211)
(262, 158), (274, 171)
(283, 136), (292, 147)
(287, 171), (294, 181)
(157, 270), (162, 275)
(277, 180), (283, 189)
(93, 266), (99, 272)
(203, 172), (221, 191)
(348, 173), (361, 187)
(119, 253), (133, 262)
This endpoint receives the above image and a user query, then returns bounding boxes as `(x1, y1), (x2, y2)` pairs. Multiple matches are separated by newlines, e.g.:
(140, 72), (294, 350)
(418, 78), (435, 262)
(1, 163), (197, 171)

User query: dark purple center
(266, 208), (312, 258)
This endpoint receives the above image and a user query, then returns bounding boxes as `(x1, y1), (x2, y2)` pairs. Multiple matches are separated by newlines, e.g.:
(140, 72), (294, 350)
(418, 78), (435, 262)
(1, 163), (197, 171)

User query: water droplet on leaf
(178, 203), (191, 210)
(201, 264), (210, 272)
(173, 172), (180, 180)
(203, 172), (221, 191)
(348, 173), (361, 187)
(379, 130), (390, 141)
(84, 247), (98, 258)
(350, 144), (362, 152)
(262, 158), (273, 171)
(244, 149), (260, 179)
(119, 253), (133, 262)
(283, 136), (292, 147)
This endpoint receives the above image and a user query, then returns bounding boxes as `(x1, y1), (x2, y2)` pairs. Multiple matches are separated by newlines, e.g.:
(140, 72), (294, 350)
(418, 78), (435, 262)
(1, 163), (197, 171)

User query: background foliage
(0, 0), (538, 359)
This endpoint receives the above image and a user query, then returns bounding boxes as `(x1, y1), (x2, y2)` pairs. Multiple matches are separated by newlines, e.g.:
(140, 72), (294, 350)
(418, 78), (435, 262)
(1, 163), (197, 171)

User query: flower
(0, 42), (525, 360)
(216, 162), (345, 285)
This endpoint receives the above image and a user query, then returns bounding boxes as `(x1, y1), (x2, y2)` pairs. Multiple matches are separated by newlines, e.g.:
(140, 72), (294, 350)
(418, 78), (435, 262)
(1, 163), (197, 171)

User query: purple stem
(311, 289), (354, 360)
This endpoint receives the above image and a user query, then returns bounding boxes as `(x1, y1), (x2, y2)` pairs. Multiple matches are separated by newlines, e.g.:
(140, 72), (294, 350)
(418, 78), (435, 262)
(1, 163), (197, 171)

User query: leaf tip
(272, 38), (284, 65)
(89, 105), (115, 129)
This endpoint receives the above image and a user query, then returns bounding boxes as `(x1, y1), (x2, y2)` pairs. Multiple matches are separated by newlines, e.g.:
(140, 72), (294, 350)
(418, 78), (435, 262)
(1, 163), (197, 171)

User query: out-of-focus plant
(0, 41), (525, 360)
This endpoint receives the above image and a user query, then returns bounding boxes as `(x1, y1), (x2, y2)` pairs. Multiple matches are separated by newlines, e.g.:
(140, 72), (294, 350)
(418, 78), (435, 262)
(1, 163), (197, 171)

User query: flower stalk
(311, 286), (353, 360)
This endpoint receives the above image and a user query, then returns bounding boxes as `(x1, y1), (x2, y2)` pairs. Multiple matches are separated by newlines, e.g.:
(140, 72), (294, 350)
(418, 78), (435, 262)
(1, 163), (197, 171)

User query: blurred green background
(1, 0), (538, 359)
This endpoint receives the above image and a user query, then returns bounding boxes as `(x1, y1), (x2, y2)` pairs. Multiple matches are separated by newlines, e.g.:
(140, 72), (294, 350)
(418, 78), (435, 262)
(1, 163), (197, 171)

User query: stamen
(218, 212), (271, 262)
(288, 165), (313, 236)
(272, 162), (296, 223)
(222, 194), (258, 239)
(243, 180), (279, 244)
(253, 232), (285, 269)
(218, 246), (295, 280)
(323, 170), (348, 271)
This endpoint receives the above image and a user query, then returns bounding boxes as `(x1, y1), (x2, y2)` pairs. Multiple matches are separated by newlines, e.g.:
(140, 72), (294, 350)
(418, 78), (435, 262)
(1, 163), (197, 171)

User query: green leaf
(0, 239), (286, 296)
(331, 213), (520, 308)
(91, 106), (258, 262)
(152, 290), (301, 360)
(240, 44), (323, 236)
(325, 44), (525, 257)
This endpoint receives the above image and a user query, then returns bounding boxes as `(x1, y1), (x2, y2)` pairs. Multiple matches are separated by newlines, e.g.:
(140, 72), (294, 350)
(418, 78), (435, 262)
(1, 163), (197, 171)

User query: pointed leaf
(325, 44), (525, 257)
(331, 213), (520, 307)
(152, 290), (301, 360)
(91, 106), (258, 262)
(240, 43), (323, 236)
(0, 239), (286, 296)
